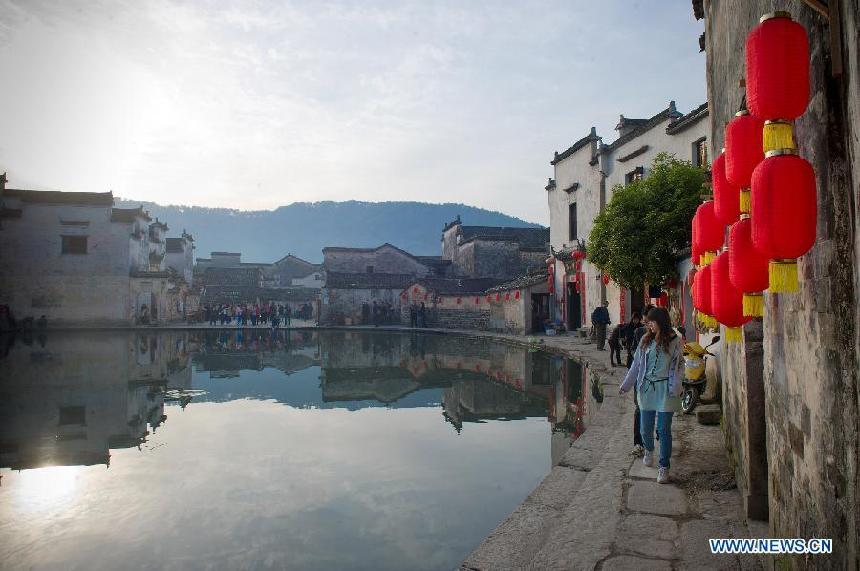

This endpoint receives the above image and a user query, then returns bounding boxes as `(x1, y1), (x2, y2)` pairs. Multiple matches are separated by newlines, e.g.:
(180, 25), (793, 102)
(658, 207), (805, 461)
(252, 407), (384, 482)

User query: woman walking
(618, 307), (683, 483)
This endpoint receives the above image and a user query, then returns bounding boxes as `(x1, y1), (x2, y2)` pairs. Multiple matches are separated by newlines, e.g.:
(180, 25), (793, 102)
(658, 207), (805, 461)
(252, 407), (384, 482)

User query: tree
(587, 153), (706, 290)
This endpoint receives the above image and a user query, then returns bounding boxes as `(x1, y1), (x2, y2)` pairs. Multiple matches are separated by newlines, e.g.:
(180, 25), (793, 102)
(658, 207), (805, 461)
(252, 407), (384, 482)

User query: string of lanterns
(691, 11), (815, 343)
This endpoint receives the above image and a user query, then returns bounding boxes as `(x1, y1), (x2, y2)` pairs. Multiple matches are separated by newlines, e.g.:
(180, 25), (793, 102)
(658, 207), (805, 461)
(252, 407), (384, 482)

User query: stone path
(451, 330), (766, 571)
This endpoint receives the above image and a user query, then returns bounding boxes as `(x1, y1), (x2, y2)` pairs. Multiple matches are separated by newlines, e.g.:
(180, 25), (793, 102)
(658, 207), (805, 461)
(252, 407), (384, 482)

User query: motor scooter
(681, 336), (720, 414)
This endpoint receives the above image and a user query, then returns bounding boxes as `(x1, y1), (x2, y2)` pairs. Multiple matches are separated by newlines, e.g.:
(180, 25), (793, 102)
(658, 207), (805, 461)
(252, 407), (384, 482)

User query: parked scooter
(681, 336), (721, 414)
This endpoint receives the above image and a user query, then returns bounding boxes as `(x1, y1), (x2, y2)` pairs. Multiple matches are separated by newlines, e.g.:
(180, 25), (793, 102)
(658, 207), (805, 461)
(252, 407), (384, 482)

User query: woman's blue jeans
(640, 410), (674, 468)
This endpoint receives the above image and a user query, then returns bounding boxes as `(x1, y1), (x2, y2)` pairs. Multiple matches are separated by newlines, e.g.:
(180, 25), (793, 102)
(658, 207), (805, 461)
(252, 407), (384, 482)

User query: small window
(568, 203), (577, 242)
(314, 274), (322, 280)
(366, 266), (374, 274)
(692, 137), (708, 167)
(61, 235), (88, 255)
(625, 167), (644, 184)
(59, 406), (86, 426)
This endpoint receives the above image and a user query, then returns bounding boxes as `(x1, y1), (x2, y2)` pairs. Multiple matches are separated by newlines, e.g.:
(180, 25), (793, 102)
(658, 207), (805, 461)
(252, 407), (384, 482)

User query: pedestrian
(409, 303), (417, 328)
(624, 312), (643, 368)
(591, 300), (611, 350)
(618, 307), (684, 484)
(285, 304), (292, 327)
(608, 324), (624, 367)
(372, 301), (379, 327)
(417, 302), (426, 328)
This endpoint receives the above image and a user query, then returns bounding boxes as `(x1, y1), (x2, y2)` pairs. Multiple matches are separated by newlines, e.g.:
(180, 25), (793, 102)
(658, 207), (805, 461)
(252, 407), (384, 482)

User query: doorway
(566, 283), (581, 331)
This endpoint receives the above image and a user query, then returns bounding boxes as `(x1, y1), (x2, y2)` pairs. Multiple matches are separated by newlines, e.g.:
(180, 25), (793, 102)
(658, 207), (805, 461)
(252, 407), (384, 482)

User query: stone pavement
(450, 330), (766, 571)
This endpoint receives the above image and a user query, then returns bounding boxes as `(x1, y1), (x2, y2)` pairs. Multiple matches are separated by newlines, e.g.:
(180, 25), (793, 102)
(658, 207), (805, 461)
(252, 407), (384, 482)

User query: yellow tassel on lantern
(724, 326), (743, 343)
(742, 293), (765, 317)
(769, 259), (799, 293)
(700, 251), (716, 266)
(763, 120), (795, 153)
(739, 189), (751, 214)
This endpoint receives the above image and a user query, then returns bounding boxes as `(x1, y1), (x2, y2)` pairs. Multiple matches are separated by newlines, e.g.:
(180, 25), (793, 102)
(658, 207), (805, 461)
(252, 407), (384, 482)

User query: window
(692, 137), (708, 167)
(314, 273), (322, 280)
(568, 203), (577, 242)
(625, 167), (645, 184)
(59, 406), (86, 426)
(366, 266), (374, 274)
(61, 235), (88, 255)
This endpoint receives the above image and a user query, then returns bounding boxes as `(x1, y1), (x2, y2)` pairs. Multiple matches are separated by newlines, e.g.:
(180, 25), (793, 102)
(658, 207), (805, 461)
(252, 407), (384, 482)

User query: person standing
(417, 302), (426, 328)
(618, 307), (684, 483)
(409, 303), (418, 328)
(591, 300), (611, 350)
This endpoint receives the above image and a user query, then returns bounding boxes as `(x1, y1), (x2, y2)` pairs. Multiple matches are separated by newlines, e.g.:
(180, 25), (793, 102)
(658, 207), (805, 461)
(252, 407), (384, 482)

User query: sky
(0, 0), (705, 224)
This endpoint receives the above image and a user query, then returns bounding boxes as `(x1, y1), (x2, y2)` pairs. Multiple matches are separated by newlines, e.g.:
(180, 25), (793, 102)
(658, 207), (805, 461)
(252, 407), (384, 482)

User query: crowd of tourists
(202, 302), (314, 328)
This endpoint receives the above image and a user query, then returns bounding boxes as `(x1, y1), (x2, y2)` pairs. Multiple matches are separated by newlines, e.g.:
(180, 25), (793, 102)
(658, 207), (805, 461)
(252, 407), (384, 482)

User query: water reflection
(0, 330), (601, 570)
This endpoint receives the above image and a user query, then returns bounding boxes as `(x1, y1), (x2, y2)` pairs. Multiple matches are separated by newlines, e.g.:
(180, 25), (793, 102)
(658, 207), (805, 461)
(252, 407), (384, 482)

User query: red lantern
(710, 251), (750, 343)
(413, 286), (419, 294)
(693, 201), (723, 266)
(725, 112), (765, 214)
(496, 292), (501, 302)
(601, 273), (610, 285)
(456, 297), (462, 305)
(751, 150), (816, 292)
(514, 290), (521, 300)
(746, 13), (810, 122)
(691, 211), (700, 265)
(475, 297), (480, 304)
(505, 292), (510, 301)
(728, 218), (769, 317)
(692, 265), (716, 329)
(712, 153), (740, 225)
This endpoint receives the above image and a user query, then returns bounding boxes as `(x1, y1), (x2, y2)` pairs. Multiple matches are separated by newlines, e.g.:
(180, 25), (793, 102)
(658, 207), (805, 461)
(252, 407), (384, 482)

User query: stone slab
(602, 555), (672, 570)
(525, 466), (588, 512)
(626, 480), (688, 516)
(696, 404), (722, 425)
(628, 458), (660, 479)
(616, 513), (679, 559)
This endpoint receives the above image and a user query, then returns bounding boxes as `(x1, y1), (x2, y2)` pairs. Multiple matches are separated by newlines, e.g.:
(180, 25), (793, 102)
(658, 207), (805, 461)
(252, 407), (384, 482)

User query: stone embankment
(441, 330), (766, 571)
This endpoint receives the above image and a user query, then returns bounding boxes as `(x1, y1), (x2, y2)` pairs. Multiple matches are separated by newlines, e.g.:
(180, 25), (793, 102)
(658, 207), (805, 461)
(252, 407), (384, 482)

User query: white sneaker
(657, 467), (669, 484)
(642, 450), (654, 467)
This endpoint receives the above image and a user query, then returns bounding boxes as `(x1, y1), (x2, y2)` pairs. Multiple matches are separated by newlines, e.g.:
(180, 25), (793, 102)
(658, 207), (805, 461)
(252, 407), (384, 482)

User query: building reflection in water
(0, 329), (600, 474)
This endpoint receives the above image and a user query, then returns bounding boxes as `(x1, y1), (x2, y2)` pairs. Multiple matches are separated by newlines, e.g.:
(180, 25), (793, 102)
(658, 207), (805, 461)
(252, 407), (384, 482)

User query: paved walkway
(447, 330), (766, 571)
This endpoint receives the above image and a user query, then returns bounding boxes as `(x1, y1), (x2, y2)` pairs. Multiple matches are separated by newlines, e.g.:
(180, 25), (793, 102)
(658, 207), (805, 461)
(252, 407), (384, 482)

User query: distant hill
(115, 199), (543, 263)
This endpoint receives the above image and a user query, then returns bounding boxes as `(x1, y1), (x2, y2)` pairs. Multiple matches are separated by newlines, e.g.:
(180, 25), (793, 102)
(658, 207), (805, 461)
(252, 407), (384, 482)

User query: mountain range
(116, 199), (543, 264)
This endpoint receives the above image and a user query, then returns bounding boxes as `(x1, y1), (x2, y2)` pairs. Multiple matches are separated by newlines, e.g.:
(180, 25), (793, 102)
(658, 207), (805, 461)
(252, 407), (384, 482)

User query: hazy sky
(0, 0), (704, 224)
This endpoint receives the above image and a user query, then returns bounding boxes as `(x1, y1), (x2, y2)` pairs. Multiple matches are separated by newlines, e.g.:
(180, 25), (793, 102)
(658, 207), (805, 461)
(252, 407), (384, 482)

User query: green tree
(587, 153), (705, 290)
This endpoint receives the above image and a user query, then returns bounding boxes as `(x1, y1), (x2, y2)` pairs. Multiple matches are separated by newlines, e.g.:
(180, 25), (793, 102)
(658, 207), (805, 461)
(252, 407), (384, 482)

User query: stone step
(696, 404), (721, 425)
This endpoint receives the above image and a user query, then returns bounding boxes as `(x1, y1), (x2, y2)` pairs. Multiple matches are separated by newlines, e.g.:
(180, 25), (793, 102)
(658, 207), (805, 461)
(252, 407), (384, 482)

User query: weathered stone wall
(474, 240), (529, 279)
(321, 286), (401, 325)
(704, 0), (858, 563)
(323, 245), (432, 276)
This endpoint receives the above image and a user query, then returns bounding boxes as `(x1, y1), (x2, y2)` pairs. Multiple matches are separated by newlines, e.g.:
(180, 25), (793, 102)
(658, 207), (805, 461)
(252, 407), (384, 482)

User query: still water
(0, 330), (603, 570)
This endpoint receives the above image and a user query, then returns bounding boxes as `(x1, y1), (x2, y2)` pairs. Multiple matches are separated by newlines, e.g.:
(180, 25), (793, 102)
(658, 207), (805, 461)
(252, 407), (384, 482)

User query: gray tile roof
(410, 277), (506, 295)
(6, 188), (114, 206)
(458, 225), (549, 250)
(325, 272), (415, 290)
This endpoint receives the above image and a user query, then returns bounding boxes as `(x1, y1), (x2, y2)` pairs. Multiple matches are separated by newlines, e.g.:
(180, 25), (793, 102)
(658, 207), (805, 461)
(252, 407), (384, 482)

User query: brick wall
(704, 1), (858, 563)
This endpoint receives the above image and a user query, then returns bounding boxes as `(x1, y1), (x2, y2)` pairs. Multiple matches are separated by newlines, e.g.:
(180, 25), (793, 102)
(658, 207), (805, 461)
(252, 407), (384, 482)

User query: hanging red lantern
(694, 201), (723, 266)
(692, 265), (716, 329)
(413, 286), (419, 294)
(601, 273), (610, 285)
(504, 292), (510, 301)
(656, 292), (669, 308)
(475, 297), (480, 304)
(711, 251), (750, 343)
(751, 150), (817, 292)
(728, 218), (769, 317)
(514, 290), (521, 300)
(691, 211), (700, 266)
(496, 292), (501, 302)
(456, 297), (462, 305)
(712, 152), (740, 225)
(724, 112), (764, 214)
(746, 12), (810, 147)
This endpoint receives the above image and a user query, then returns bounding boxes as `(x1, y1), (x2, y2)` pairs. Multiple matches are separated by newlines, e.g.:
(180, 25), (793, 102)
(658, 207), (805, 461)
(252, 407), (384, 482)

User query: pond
(0, 329), (604, 570)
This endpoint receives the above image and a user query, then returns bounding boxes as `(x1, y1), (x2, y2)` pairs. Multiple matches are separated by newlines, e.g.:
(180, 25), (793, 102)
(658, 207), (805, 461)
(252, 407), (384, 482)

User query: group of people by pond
(202, 302), (314, 328)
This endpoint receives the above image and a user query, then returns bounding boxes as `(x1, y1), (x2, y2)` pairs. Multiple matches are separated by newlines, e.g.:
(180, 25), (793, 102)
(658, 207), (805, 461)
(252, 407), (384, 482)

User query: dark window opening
(625, 167), (645, 185)
(59, 406), (86, 426)
(568, 203), (577, 242)
(692, 137), (708, 167)
(61, 235), (88, 255)
(366, 266), (374, 274)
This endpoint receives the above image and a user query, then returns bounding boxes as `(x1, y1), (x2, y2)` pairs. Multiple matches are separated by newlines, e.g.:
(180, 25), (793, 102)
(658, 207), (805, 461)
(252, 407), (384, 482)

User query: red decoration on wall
(728, 218), (769, 316)
(619, 287), (626, 323)
(712, 152), (741, 225)
(724, 113), (764, 189)
(751, 151), (817, 292)
(746, 13), (810, 121)
(693, 201), (724, 266)
(514, 290), (521, 300)
(711, 251), (750, 342)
